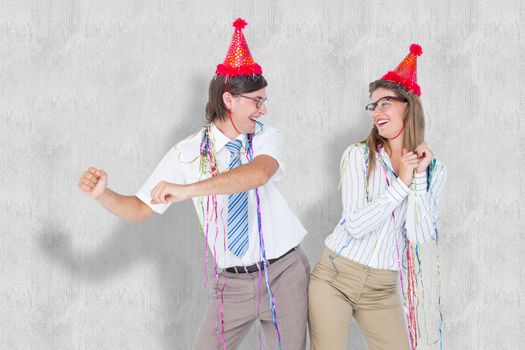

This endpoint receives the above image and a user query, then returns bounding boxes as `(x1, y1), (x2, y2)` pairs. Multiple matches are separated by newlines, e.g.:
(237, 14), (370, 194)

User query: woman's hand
(399, 149), (420, 186)
(150, 181), (191, 204)
(415, 142), (433, 173)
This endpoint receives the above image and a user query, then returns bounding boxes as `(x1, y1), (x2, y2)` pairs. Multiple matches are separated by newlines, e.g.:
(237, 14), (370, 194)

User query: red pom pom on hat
(410, 43), (423, 56)
(380, 43), (423, 96)
(233, 18), (247, 30)
(216, 18), (262, 77)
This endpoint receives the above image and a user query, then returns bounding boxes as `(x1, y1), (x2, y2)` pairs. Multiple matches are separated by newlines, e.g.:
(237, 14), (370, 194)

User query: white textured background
(1, 1), (523, 349)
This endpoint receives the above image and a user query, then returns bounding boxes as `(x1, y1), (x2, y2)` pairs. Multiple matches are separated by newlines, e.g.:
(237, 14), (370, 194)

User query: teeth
(377, 119), (388, 125)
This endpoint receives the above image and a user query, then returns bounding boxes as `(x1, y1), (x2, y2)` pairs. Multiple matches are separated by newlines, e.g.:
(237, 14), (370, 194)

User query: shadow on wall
(38, 73), (214, 350)
(301, 116), (371, 261)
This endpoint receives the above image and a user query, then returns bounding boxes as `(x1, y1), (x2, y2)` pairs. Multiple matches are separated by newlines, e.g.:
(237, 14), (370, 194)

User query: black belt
(225, 247), (297, 274)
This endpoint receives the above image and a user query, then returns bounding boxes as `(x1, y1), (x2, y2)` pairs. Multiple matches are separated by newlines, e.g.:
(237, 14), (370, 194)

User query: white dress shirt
(136, 123), (307, 269)
(324, 143), (447, 270)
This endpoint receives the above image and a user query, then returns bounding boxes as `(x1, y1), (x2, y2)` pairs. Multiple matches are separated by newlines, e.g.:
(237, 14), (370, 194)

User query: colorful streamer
(198, 122), (282, 350)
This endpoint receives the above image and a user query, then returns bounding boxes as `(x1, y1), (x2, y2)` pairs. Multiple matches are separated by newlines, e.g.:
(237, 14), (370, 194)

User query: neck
(386, 134), (404, 158)
(214, 117), (240, 140)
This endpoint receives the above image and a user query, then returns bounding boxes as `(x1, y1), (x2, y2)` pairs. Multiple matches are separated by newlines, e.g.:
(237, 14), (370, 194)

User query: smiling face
(205, 75), (268, 138)
(227, 88), (267, 134)
(369, 87), (408, 139)
(363, 79), (426, 181)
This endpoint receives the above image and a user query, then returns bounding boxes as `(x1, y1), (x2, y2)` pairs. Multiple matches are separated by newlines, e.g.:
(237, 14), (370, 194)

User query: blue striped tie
(225, 140), (249, 257)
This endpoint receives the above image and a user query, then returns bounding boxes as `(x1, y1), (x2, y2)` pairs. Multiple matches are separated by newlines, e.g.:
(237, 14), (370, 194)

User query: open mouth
(376, 118), (389, 128)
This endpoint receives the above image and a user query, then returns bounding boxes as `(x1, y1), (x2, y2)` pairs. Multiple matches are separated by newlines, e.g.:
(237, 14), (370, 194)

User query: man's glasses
(238, 95), (267, 109)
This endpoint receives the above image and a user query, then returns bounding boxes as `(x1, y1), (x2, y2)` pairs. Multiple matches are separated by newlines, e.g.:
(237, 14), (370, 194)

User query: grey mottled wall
(1, 1), (523, 349)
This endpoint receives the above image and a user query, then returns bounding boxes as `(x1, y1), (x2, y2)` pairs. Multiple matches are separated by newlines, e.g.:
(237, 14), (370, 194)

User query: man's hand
(78, 167), (107, 199)
(150, 181), (191, 205)
(415, 142), (433, 173)
(148, 155), (279, 204)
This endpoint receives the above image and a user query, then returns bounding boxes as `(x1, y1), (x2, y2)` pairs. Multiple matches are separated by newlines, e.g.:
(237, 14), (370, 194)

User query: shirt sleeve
(252, 126), (285, 182)
(339, 144), (411, 239)
(405, 161), (447, 245)
(135, 146), (186, 214)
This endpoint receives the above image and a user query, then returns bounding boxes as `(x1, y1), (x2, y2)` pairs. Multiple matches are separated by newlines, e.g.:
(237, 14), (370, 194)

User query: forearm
(406, 192), (437, 244)
(406, 166), (446, 245)
(187, 162), (268, 197)
(409, 171), (427, 191)
(96, 188), (153, 223)
(343, 177), (409, 238)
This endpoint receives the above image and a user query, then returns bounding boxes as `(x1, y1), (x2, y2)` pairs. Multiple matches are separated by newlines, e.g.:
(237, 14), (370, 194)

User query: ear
(222, 92), (233, 110)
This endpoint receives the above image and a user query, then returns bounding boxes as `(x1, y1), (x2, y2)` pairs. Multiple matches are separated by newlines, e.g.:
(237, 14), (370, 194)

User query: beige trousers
(308, 248), (410, 350)
(193, 247), (310, 350)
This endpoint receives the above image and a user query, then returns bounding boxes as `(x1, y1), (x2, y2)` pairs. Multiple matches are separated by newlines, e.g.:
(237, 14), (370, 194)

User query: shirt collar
(376, 144), (397, 176)
(211, 123), (247, 152)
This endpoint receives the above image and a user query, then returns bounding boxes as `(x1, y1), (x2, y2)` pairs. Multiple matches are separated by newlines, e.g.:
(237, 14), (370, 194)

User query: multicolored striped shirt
(324, 143), (447, 270)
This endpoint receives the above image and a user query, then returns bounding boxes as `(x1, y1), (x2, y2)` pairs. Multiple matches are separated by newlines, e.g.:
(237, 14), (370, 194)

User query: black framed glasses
(238, 95), (267, 109)
(365, 96), (407, 113)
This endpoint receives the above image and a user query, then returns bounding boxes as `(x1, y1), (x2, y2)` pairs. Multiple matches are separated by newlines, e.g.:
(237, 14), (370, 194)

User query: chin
(245, 125), (257, 134)
(378, 126), (399, 139)
(377, 130), (388, 138)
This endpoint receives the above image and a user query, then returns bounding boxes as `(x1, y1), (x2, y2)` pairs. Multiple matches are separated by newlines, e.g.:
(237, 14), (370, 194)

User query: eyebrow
(372, 96), (391, 103)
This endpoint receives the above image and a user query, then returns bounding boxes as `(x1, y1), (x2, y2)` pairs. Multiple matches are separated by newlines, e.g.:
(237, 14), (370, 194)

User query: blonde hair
(362, 80), (425, 180)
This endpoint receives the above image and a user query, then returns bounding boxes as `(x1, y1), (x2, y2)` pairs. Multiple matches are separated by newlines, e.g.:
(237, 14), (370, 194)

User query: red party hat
(216, 18), (263, 77)
(381, 44), (423, 96)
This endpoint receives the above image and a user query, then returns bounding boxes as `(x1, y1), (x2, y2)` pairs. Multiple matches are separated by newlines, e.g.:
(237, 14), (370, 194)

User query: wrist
(417, 160), (431, 173)
(400, 174), (411, 187)
(184, 183), (196, 200)
(95, 188), (109, 202)
(413, 171), (427, 192)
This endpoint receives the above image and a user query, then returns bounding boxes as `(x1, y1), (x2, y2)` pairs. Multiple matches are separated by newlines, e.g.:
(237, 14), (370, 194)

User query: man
(78, 18), (309, 350)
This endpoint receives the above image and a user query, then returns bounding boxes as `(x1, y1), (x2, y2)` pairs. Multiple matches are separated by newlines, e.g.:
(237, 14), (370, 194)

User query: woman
(308, 44), (446, 350)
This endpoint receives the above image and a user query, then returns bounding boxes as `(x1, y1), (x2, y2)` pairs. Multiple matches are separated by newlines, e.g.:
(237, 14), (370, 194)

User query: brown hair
(205, 74), (268, 123)
(362, 80), (425, 180)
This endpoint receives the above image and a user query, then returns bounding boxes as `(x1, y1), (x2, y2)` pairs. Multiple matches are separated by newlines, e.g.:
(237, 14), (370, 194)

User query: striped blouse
(324, 143), (447, 270)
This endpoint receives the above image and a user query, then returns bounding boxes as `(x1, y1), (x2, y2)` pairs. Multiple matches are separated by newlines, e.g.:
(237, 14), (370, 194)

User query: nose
(258, 101), (267, 115)
(369, 109), (380, 120)
(372, 107), (386, 119)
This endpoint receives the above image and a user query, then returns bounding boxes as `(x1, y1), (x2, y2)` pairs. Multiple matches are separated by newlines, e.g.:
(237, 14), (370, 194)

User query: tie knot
(225, 140), (243, 155)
